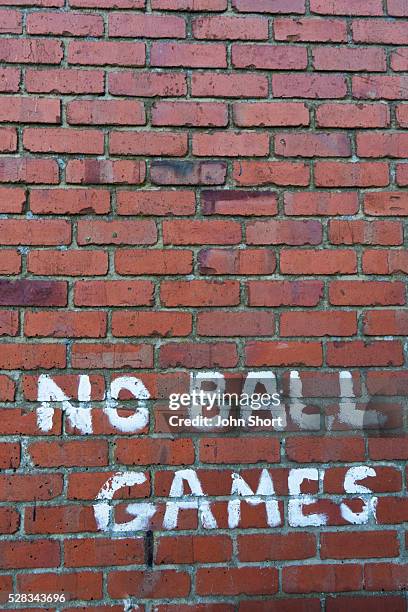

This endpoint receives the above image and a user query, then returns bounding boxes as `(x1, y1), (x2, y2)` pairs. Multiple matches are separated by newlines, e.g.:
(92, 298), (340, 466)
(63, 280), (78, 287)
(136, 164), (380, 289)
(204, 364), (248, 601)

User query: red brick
(197, 567), (278, 596)
(68, 41), (145, 66)
(281, 311), (357, 336)
(313, 46), (385, 71)
(315, 161), (389, 187)
(388, 0), (408, 15)
(239, 533), (316, 561)
(200, 437), (279, 463)
(364, 192), (408, 216)
(273, 73), (347, 98)
(198, 311), (274, 336)
(284, 191), (358, 215)
(25, 505), (97, 534)
(112, 311), (192, 337)
(74, 280), (153, 306)
(156, 535), (232, 564)
(109, 13), (185, 37)
(109, 71), (187, 97)
(369, 438), (408, 460)
(71, 343), (153, 369)
(192, 72), (268, 97)
(110, 131), (187, 156)
(274, 18), (347, 42)
(115, 249), (193, 275)
(30, 188), (110, 214)
(249, 280), (323, 306)
(311, 0), (382, 15)
(29, 440), (108, 467)
(0, 38), (62, 63)
(25, 311), (106, 338)
(65, 538), (144, 567)
(364, 310), (408, 336)
(247, 219), (322, 245)
(151, 160), (227, 185)
(286, 436), (365, 462)
(233, 0), (305, 13)
(353, 19), (408, 44)
(0, 67), (19, 92)
(246, 341), (323, 366)
(151, 42), (227, 68)
(67, 99), (145, 125)
(193, 131), (269, 157)
(66, 160), (145, 185)
(281, 250), (357, 274)
(364, 564), (408, 591)
(0, 280), (66, 306)
(352, 75), (408, 100)
(232, 44), (307, 69)
(329, 220), (402, 245)
(116, 438), (194, 465)
(234, 102), (309, 127)
(329, 281), (405, 305)
(317, 103), (389, 127)
(283, 564), (363, 593)
(357, 132), (408, 157)
(152, 0), (226, 8)
(0, 158), (59, 184)
(275, 132), (350, 157)
(321, 531), (399, 559)
(193, 15), (268, 40)
(327, 341), (404, 367)
(0, 9), (22, 33)
(326, 596), (406, 612)
(28, 250), (108, 276)
(18, 572), (102, 601)
(0, 128), (16, 152)
(0, 187), (25, 213)
(199, 248), (276, 275)
(27, 11), (103, 35)
(0, 344), (65, 370)
(108, 570), (190, 599)
(0, 474), (63, 501)
(0, 540), (60, 569)
(396, 163), (408, 185)
(24, 127), (104, 155)
(0, 311), (18, 336)
(0, 443), (20, 468)
(161, 280), (240, 306)
(233, 161), (310, 186)
(0, 250), (21, 274)
(117, 190), (195, 216)
(26, 68), (104, 94)
(160, 342), (238, 368)
(163, 220), (241, 245)
(77, 220), (157, 245)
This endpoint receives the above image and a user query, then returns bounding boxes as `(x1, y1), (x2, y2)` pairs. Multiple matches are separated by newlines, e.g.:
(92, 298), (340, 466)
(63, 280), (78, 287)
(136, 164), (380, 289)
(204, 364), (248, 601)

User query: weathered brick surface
(0, 1), (407, 608)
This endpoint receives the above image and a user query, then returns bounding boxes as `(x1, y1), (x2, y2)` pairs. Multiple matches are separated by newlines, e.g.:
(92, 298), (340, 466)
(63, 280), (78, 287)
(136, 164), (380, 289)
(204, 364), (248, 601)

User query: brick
(202, 190), (277, 215)
(357, 132), (408, 158)
(233, 0), (305, 13)
(0, 9), (22, 33)
(67, 99), (145, 125)
(246, 341), (323, 366)
(66, 160), (146, 185)
(27, 11), (103, 35)
(192, 72), (268, 97)
(0, 540), (60, 569)
(283, 564), (363, 593)
(0, 96), (60, 123)
(284, 192), (359, 215)
(163, 220), (241, 245)
(352, 75), (408, 100)
(109, 13), (185, 37)
(161, 280), (240, 306)
(233, 161), (309, 186)
(274, 18), (347, 42)
(326, 596), (406, 612)
(28, 250), (108, 276)
(0, 280), (66, 306)
(0, 509), (19, 534)
(287, 436), (365, 462)
(199, 248), (276, 275)
(363, 250), (408, 274)
(30, 188), (110, 214)
(156, 536), (232, 564)
(77, 220), (157, 245)
(0, 474), (63, 501)
(316, 103), (390, 127)
(152, 0), (226, 8)
(0, 158), (59, 184)
(0, 220), (70, 244)
(0, 128), (16, 152)
(281, 311), (357, 336)
(364, 192), (408, 215)
(151, 42), (227, 68)
(275, 132), (351, 157)
(0, 311), (18, 336)
(65, 538), (144, 567)
(388, 0), (408, 15)
(234, 102), (309, 127)
(0, 250), (21, 274)
(0, 38), (62, 63)
(24, 128), (104, 154)
(160, 342), (238, 368)
(200, 437), (279, 463)
(29, 440), (108, 467)
(197, 567), (278, 596)
(193, 131), (269, 157)
(353, 19), (408, 44)
(329, 281), (405, 306)
(0, 344), (66, 370)
(118, 190), (195, 216)
(329, 220), (403, 245)
(249, 280), (323, 306)
(281, 250), (357, 274)
(232, 44), (307, 69)
(0, 187), (25, 213)
(321, 531), (399, 559)
(364, 564), (408, 591)
(110, 131), (186, 157)
(315, 162), (389, 187)
(68, 41), (145, 66)
(116, 438), (194, 465)
(112, 311), (192, 337)
(198, 311), (274, 336)
(25, 311), (107, 338)
(71, 343), (153, 369)
(273, 74), (347, 98)
(0, 443), (20, 468)
(395, 163), (408, 185)
(25, 505), (97, 534)
(247, 219), (322, 245)
(0, 68), (20, 92)
(108, 570), (190, 599)
(26, 68), (104, 94)
(109, 71), (187, 97)
(74, 280), (154, 306)
(369, 438), (408, 460)
(193, 16), (268, 40)
(115, 249), (193, 275)
(313, 46), (386, 71)
(152, 101), (227, 127)
(327, 340), (404, 366)
(311, 0), (382, 15)
(239, 533), (316, 561)
(151, 161), (227, 185)
(18, 572), (102, 601)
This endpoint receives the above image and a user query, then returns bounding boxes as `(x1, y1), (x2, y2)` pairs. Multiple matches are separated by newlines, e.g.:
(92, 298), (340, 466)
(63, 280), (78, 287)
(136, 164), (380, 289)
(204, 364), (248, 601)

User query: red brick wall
(0, 0), (407, 608)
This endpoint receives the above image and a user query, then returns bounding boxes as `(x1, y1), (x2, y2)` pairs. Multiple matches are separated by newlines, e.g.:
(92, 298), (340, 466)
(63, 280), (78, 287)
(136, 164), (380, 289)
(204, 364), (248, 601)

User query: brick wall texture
(0, 0), (408, 609)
